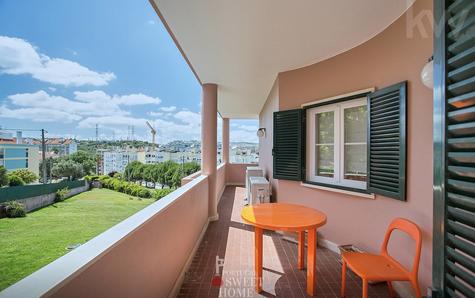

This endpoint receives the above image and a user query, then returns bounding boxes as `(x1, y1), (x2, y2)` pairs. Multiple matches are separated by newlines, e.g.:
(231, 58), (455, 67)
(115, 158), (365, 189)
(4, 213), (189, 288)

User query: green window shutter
(367, 81), (407, 201)
(273, 109), (304, 181)
(433, 0), (475, 296)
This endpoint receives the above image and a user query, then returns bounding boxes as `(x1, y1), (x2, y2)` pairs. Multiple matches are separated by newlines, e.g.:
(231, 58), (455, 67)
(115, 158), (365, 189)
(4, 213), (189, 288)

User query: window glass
(343, 106), (367, 182)
(315, 111), (334, 177)
(307, 96), (368, 189)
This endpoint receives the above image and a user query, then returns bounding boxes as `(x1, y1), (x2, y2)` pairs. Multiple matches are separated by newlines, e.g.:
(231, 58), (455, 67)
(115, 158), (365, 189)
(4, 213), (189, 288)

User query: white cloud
(149, 111), (163, 117)
(147, 20), (156, 25)
(74, 90), (161, 106)
(236, 124), (258, 132)
(1, 89), (165, 128)
(159, 106), (177, 112)
(8, 90), (126, 117)
(77, 115), (148, 129)
(174, 110), (201, 126)
(0, 36), (115, 86)
(78, 113), (202, 143)
(230, 128), (258, 143)
(0, 105), (81, 122)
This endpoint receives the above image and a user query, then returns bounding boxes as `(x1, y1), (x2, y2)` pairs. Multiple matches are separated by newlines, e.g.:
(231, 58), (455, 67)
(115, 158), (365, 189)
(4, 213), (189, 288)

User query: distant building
(35, 138), (77, 156)
(0, 134), (40, 176)
(137, 150), (165, 164)
(99, 150), (138, 175)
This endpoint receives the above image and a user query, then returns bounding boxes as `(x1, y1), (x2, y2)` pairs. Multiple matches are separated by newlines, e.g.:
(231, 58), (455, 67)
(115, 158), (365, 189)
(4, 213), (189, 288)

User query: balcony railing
(0, 162), (252, 298)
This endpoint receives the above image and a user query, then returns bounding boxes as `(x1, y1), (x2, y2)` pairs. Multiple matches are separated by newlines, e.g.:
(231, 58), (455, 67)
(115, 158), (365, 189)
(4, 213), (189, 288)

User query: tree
(132, 163), (146, 181)
(164, 162), (179, 187)
(8, 169), (38, 184)
(8, 174), (25, 186)
(69, 150), (96, 175)
(51, 160), (84, 180)
(124, 161), (142, 181)
(183, 162), (200, 176)
(0, 166), (9, 187)
(39, 157), (55, 182)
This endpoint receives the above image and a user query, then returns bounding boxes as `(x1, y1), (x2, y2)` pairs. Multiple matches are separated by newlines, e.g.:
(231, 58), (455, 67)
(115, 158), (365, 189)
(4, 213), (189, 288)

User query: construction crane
(146, 121), (157, 145)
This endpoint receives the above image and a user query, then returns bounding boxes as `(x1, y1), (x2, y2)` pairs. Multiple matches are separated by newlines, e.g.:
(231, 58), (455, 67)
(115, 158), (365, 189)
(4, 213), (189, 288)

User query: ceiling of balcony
(151, 0), (415, 119)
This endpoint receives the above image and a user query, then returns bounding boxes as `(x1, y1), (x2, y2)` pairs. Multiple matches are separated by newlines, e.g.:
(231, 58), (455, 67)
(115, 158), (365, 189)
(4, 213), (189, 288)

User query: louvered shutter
(273, 109), (304, 181)
(367, 82), (407, 201)
(433, 0), (475, 297)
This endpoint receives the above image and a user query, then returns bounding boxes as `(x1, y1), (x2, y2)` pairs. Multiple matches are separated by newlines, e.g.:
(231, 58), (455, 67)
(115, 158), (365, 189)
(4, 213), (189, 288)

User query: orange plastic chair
(340, 218), (422, 298)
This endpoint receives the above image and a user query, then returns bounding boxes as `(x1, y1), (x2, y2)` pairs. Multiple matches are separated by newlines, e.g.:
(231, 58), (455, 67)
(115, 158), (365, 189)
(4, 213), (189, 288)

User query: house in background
(34, 138), (77, 156)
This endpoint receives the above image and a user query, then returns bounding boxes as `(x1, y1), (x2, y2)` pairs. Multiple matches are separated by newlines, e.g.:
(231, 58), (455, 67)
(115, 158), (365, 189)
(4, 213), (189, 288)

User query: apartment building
(0, 143), (40, 176)
(99, 150), (138, 175)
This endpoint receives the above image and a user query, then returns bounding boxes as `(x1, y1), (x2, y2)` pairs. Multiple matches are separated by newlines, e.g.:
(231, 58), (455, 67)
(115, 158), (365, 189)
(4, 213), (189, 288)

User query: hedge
(95, 176), (174, 200)
(0, 180), (86, 203)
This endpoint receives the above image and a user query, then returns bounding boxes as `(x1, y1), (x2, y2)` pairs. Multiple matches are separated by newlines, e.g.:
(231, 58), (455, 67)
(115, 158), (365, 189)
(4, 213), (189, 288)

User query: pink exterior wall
(181, 170), (202, 186)
(216, 163), (226, 201)
(46, 177), (209, 298)
(201, 83), (218, 219)
(259, 78), (279, 199)
(226, 163), (256, 185)
(260, 0), (433, 291)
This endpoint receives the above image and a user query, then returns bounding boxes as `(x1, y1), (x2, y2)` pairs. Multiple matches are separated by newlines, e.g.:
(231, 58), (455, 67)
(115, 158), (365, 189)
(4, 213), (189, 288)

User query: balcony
(1, 165), (391, 298)
(2, 0), (469, 297)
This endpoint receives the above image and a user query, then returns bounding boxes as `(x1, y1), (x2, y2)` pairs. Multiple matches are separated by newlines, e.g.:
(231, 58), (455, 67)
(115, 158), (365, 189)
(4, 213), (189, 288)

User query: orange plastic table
(241, 203), (327, 296)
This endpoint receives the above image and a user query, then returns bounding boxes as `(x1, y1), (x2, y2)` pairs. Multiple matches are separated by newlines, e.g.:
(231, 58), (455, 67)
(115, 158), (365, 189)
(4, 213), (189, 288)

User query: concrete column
(222, 118), (230, 164)
(201, 83), (218, 220)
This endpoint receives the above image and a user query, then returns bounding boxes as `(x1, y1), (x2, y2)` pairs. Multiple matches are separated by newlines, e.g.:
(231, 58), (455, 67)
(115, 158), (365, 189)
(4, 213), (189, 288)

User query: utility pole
(95, 124), (99, 141)
(41, 129), (47, 184)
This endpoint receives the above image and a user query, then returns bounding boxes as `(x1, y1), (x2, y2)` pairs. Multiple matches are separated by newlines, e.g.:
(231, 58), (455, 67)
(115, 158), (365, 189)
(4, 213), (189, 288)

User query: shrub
(8, 169), (38, 184)
(153, 188), (173, 201)
(137, 188), (151, 198)
(0, 166), (9, 187)
(55, 187), (69, 202)
(8, 174), (25, 186)
(4, 201), (26, 218)
(97, 176), (154, 199)
(84, 175), (99, 182)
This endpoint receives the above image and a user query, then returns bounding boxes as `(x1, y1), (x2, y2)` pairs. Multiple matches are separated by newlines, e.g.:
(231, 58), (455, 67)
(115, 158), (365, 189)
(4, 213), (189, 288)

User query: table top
(241, 203), (327, 231)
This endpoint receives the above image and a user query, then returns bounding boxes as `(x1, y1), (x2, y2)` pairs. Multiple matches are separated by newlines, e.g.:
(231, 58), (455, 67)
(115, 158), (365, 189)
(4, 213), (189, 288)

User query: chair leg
(340, 260), (346, 297)
(387, 281), (395, 297)
(362, 279), (368, 298)
(411, 279), (422, 298)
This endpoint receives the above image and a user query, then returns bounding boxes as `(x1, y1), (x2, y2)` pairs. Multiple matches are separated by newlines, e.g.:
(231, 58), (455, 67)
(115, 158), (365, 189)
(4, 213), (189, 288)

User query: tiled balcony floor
(179, 186), (391, 298)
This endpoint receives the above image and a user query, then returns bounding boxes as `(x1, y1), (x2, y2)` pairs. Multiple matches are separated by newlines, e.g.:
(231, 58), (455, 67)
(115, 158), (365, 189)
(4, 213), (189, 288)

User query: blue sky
(0, 0), (258, 143)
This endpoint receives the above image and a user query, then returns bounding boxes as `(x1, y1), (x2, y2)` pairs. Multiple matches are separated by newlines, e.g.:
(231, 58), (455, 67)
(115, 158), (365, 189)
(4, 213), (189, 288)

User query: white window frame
(306, 97), (367, 190)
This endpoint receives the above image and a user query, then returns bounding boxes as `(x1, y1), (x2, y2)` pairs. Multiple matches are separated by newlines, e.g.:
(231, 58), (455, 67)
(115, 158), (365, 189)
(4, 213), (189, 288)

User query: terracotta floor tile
(179, 186), (391, 297)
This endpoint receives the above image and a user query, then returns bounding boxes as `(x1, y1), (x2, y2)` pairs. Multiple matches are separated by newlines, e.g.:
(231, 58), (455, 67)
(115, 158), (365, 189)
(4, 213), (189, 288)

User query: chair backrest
(380, 218), (422, 278)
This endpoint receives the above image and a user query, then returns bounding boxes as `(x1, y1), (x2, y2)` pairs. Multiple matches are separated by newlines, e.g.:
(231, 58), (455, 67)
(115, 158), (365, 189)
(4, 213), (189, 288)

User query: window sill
(301, 182), (375, 199)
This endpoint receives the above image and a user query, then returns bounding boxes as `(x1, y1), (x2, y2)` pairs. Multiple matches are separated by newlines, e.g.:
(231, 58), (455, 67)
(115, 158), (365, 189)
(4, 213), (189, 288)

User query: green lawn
(0, 188), (154, 290)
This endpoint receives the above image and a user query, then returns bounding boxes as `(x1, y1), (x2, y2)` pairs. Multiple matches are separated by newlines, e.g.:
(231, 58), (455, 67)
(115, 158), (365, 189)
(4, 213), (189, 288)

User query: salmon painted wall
(260, 0), (433, 292)
(259, 78), (279, 199)
(226, 163), (256, 185)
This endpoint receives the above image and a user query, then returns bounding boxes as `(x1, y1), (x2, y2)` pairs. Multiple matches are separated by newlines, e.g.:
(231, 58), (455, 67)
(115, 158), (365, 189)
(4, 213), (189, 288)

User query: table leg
(298, 231), (305, 270)
(307, 228), (317, 296)
(255, 227), (263, 293)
